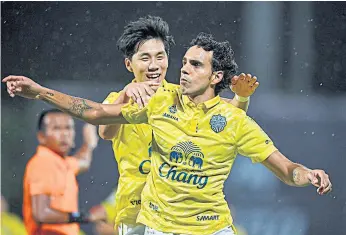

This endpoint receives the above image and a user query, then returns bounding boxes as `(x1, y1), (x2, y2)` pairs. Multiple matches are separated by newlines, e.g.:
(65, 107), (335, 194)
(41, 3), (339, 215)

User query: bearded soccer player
(3, 34), (332, 235)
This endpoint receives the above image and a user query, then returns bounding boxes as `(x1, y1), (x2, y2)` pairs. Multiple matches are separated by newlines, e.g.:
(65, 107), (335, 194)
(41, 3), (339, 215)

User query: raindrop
(85, 201), (88, 204)
(300, 90), (303, 92)
(91, 180), (94, 184)
(332, 133), (335, 137)
(320, 83), (323, 86)
(12, 174), (16, 178)
(311, 132), (315, 135)
(294, 52), (298, 55)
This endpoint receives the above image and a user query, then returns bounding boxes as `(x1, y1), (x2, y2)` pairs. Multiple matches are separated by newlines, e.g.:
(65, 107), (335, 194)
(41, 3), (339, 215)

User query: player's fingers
(246, 74), (252, 82)
(322, 182), (332, 194)
(7, 88), (15, 97)
(239, 73), (246, 81)
(143, 85), (155, 97)
(231, 76), (239, 85)
(252, 82), (260, 90)
(250, 76), (258, 87)
(2, 75), (24, 83)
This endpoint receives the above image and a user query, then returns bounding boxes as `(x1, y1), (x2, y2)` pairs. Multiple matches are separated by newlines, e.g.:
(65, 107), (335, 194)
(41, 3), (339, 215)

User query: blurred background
(1, 1), (345, 235)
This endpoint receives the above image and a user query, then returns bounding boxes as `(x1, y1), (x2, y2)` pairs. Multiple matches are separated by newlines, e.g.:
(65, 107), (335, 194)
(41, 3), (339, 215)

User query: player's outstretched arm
(222, 73), (259, 112)
(2, 75), (129, 125)
(262, 150), (332, 195)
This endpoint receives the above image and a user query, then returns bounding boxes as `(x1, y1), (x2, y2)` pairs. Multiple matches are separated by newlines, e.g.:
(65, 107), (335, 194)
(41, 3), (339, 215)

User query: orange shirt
(23, 146), (80, 235)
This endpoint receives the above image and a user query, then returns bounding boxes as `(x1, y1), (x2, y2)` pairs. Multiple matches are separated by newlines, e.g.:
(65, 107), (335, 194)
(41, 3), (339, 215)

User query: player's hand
(83, 124), (99, 150)
(123, 81), (160, 109)
(230, 73), (259, 98)
(94, 221), (118, 235)
(307, 169), (332, 195)
(2, 75), (44, 99)
(88, 205), (107, 222)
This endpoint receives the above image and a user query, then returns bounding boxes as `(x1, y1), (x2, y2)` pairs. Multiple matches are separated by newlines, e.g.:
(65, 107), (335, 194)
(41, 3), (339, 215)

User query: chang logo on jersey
(169, 141), (204, 169)
(210, 114), (227, 133)
(138, 142), (152, 175)
(158, 141), (208, 189)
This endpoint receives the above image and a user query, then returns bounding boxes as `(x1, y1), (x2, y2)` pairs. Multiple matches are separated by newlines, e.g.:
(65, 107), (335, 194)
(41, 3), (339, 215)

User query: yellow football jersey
(121, 83), (277, 235)
(103, 91), (151, 225)
(102, 80), (175, 226)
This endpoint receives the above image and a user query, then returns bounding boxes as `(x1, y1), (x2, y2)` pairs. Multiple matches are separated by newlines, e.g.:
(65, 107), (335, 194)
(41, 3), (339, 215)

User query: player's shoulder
(103, 91), (121, 104)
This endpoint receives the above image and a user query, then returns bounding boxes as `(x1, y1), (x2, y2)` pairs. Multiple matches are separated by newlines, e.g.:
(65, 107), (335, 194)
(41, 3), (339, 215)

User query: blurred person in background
(21, 109), (101, 235)
(1, 194), (27, 235)
(97, 15), (258, 235)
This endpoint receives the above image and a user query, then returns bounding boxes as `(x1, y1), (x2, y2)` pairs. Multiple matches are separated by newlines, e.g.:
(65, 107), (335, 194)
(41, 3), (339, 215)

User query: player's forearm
(37, 87), (128, 125)
(223, 97), (250, 112)
(291, 165), (312, 187)
(231, 97), (250, 112)
(98, 125), (120, 140)
(98, 91), (128, 140)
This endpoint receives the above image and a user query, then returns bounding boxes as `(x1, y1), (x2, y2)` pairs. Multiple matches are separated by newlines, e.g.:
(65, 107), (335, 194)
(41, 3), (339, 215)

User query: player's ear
(211, 71), (223, 85)
(125, 58), (133, 73)
(37, 131), (46, 145)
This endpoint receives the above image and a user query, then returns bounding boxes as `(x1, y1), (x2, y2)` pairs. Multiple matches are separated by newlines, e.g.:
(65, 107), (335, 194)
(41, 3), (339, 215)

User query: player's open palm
(83, 124), (99, 150)
(124, 81), (160, 108)
(307, 169), (332, 195)
(230, 73), (259, 97)
(2, 75), (43, 99)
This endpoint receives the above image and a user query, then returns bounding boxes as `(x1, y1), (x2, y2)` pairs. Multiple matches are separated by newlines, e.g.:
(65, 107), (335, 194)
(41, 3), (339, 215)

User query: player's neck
(188, 89), (216, 105)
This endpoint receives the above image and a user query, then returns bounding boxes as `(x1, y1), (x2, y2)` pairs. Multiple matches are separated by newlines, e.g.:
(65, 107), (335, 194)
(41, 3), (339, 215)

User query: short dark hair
(117, 15), (175, 59)
(37, 109), (63, 132)
(190, 33), (238, 95)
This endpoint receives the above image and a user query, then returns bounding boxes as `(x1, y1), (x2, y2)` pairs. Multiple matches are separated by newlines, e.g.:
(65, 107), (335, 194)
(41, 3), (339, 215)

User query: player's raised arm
(3, 75), (130, 125)
(221, 73), (259, 112)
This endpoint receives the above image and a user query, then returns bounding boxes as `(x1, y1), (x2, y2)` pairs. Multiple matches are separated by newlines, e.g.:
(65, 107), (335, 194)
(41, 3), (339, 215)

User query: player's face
(125, 39), (168, 83)
(180, 46), (215, 97)
(39, 113), (75, 155)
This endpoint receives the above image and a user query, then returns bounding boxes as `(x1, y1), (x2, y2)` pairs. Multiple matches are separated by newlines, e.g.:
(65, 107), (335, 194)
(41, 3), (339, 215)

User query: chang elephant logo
(210, 114), (227, 133)
(159, 141), (208, 189)
(169, 141), (204, 169)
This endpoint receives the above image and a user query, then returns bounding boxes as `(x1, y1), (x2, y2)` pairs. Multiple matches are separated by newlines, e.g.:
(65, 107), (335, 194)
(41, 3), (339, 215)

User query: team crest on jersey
(210, 114), (227, 133)
(169, 104), (177, 114)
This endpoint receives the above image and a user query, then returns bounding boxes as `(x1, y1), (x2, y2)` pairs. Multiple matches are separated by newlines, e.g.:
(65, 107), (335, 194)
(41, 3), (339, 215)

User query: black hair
(117, 15), (175, 59)
(37, 109), (63, 132)
(190, 33), (238, 95)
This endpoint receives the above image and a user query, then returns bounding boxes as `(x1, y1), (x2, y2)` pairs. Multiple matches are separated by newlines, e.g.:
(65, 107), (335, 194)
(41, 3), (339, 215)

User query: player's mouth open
(146, 74), (160, 80)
